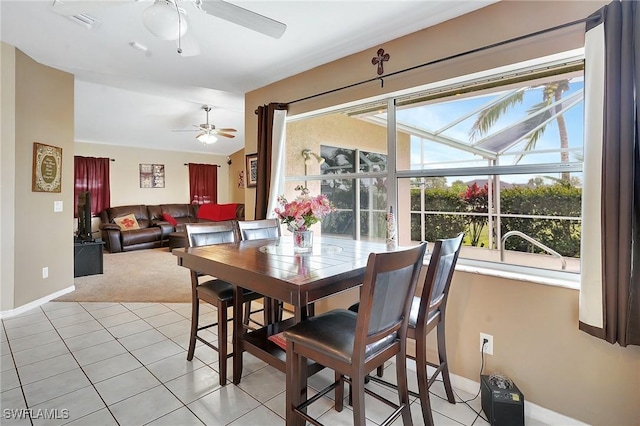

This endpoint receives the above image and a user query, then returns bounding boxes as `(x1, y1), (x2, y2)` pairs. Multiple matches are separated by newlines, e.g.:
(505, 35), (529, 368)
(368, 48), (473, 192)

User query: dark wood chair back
(353, 243), (427, 364)
(185, 221), (238, 248)
(237, 219), (281, 241)
(415, 232), (464, 331)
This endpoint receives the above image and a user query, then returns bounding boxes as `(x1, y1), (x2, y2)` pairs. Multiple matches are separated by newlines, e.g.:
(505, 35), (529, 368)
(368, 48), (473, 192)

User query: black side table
(74, 240), (105, 277)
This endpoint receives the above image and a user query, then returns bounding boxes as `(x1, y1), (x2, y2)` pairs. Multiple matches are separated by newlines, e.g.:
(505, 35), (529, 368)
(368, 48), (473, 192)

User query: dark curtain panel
(188, 163), (218, 205)
(581, 1), (640, 346)
(255, 103), (287, 219)
(73, 156), (110, 216)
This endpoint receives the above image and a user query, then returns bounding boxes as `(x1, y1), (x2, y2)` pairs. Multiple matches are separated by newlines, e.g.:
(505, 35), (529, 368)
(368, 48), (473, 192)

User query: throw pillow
(113, 213), (140, 231)
(162, 213), (178, 226)
(197, 203), (238, 221)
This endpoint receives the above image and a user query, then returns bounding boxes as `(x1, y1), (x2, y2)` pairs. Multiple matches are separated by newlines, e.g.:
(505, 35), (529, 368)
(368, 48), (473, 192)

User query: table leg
(232, 285), (244, 384)
(288, 304), (306, 426)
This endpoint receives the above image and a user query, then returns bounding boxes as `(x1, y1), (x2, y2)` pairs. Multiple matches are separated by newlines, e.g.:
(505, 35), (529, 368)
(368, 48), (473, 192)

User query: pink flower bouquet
(274, 185), (336, 232)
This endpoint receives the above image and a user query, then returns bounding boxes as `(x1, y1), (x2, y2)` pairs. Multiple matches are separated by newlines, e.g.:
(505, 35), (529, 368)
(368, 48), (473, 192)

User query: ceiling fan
(51, 0), (287, 56)
(173, 105), (236, 144)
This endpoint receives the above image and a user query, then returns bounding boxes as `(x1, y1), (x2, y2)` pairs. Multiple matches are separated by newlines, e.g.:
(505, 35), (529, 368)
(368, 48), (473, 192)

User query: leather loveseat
(99, 203), (245, 253)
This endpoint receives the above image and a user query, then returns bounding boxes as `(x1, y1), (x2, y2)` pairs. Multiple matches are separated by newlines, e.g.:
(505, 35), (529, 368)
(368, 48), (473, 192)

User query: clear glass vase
(293, 230), (313, 253)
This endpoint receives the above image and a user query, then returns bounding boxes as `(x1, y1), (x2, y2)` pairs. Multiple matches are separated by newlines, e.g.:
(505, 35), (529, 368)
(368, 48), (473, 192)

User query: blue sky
(390, 77), (585, 184)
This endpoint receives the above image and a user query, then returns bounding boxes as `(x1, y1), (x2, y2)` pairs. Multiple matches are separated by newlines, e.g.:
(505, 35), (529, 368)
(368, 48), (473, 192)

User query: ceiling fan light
(143, 0), (187, 41)
(197, 133), (218, 144)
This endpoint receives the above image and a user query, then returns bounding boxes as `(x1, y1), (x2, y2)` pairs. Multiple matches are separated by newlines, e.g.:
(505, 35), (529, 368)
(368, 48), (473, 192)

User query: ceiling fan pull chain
(175, 0), (183, 54)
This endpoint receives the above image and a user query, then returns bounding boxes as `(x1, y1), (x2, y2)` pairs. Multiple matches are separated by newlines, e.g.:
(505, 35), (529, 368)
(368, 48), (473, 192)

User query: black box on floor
(480, 375), (525, 426)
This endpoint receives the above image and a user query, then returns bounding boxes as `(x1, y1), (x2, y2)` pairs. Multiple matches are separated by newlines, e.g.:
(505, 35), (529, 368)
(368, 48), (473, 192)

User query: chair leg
(243, 299), (251, 327)
(218, 301), (228, 386)
(187, 297), (199, 361)
(395, 352), (413, 426)
(334, 372), (344, 412)
(416, 334), (435, 426)
(376, 364), (384, 377)
(351, 373), (367, 426)
(437, 321), (455, 403)
(264, 297), (272, 325)
(286, 343), (307, 426)
(305, 302), (315, 318)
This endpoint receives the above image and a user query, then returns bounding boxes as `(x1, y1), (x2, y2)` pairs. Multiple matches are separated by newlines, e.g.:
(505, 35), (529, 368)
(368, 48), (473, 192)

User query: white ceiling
(0, 0), (496, 155)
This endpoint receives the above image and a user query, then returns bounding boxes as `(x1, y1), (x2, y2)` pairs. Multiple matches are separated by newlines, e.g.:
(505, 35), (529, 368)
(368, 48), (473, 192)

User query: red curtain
(74, 156), (110, 216)
(189, 163), (218, 205)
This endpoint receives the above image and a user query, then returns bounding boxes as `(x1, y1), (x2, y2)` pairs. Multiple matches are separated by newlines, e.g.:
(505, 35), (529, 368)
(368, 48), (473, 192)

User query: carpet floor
(55, 247), (192, 303)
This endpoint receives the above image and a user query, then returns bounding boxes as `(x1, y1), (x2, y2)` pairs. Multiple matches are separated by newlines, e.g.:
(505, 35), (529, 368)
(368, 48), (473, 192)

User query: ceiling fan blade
(197, 0), (286, 39)
(171, 129), (199, 132)
(216, 128), (237, 132)
(216, 132), (236, 138)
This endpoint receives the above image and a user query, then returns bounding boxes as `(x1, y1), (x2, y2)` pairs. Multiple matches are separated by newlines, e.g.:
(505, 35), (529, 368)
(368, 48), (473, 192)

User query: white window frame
(286, 49), (586, 288)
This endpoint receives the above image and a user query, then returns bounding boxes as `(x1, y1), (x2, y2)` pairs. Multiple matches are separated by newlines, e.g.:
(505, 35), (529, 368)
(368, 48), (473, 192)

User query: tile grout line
(1, 312), (35, 426)
(45, 302), (122, 426)
(5, 301), (496, 426)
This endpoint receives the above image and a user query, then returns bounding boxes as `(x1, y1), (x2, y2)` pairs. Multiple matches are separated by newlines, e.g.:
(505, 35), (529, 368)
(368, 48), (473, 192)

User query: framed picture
(246, 153), (258, 188)
(140, 163), (165, 188)
(32, 142), (62, 193)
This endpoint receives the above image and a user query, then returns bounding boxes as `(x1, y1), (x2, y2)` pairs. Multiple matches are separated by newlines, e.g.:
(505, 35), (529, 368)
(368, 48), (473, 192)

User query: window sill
(454, 259), (580, 290)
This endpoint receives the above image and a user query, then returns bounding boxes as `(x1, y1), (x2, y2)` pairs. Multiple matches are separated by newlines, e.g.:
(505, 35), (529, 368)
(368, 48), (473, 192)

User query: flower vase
(293, 230), (313, 253)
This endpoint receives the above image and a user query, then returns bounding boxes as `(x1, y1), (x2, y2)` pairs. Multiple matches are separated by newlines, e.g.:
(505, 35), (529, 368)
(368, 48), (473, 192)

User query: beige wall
(228, 148), (245, 203)
(245, 2), (640, 425)
(1, 46), (235, 311)
(74, 142), (231, 207)
(1, 43), (17, 311)
(1, 46), (76, 308)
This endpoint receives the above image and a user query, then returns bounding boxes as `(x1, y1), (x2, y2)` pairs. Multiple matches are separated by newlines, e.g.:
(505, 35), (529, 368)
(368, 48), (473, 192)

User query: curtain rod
(286, 14), (601, 106)
(184, 163), (221, 167)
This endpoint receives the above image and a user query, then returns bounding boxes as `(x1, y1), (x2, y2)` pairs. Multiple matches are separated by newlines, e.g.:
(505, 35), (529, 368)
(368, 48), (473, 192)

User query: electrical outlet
(42, 267), (49, 279)
(480, 332), (493, 355)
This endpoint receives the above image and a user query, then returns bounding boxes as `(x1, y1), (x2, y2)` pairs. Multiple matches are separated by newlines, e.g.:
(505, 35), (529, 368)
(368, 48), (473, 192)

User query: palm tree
(469, 80), (571, 181)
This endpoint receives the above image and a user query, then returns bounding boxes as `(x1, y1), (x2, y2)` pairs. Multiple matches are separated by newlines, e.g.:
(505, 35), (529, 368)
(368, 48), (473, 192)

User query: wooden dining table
(173, 235), (391, 384)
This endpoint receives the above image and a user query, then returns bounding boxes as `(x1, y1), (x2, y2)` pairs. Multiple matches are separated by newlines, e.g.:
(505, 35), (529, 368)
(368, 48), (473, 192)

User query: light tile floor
(1, 301), (543, 425)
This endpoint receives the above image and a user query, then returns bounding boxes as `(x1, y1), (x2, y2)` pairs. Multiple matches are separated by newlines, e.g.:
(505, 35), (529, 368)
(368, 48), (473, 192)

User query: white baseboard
(0, 286), (75, 319)
(405, 359), (588, 426)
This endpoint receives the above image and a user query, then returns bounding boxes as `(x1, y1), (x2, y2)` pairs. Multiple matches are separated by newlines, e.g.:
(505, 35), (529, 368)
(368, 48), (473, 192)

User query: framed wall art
(32, 142), (62, 193)
(245, 153), (258, 188)
(140, 163), (165, 188)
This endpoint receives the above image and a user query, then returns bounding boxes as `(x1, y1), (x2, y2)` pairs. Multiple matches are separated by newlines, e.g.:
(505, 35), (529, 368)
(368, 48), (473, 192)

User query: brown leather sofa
(99, 203), (245, 253)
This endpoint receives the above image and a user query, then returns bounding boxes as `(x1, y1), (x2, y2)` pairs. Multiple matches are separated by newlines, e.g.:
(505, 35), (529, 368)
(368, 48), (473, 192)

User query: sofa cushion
(162, 213), (178, 226)
(101, 205), (151, 229)
(120, 227), (162, 247)
(113, 213), (140, 230)
(197, 203), (239, 221)
(161, 204), (198, 219)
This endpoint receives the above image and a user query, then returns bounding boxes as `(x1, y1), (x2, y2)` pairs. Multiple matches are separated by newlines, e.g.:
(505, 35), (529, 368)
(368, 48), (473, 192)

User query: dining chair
(283, 242), (427, 426)
(237, 219), (284, 323)
(349, 233), (464, 426)
(237, 218), (281, 240)
(184, 221), (265, 386)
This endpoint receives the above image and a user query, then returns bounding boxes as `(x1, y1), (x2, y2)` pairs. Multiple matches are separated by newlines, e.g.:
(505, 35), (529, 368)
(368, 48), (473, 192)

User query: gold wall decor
(32, 142), (62, 193)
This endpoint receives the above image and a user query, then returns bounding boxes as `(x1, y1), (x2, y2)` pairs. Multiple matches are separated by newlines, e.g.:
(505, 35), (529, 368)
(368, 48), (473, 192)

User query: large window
(285, 54), (584, 275)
